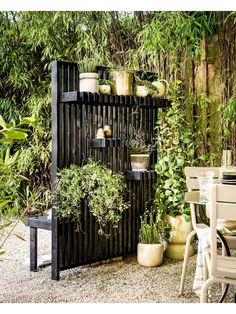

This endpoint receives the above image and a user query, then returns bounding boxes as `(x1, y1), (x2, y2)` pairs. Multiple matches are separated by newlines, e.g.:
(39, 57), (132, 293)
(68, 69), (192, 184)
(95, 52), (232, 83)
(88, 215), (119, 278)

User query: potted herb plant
(125, 128), (154, 171)
(137, 210), (171, 267)
(99, 79), (112, 94)
(54, 159), (129, 236)
(78, 57), (99, 93)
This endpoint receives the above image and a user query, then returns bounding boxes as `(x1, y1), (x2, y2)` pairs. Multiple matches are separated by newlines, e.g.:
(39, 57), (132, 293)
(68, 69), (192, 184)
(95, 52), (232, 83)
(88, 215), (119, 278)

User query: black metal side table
(26, 216), (52, 271)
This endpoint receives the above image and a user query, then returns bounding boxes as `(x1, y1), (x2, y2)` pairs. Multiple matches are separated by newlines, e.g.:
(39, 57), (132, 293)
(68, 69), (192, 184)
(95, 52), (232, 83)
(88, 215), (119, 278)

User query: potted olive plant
(125, 128), (154, 171)
(137, 210), (171, 267)
(54, 159), (129, 236)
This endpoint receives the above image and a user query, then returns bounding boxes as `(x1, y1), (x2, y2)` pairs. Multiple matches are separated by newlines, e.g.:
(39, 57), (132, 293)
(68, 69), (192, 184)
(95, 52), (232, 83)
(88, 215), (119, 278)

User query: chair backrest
(185, 167), (220, 191)
(207, 184), (236, 277)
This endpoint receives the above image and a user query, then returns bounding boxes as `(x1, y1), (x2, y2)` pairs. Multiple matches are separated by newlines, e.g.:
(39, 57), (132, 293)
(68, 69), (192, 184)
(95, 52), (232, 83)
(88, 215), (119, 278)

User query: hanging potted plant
(137, 210), (171, 267)
(78, 57), (99, 93)
(125, 128), (155, 171)
(54, 159), (129, 236)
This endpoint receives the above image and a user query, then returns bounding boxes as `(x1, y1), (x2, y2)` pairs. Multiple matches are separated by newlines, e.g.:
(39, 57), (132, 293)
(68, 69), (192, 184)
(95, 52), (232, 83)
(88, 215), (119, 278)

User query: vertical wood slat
(52, 61), (163, 277)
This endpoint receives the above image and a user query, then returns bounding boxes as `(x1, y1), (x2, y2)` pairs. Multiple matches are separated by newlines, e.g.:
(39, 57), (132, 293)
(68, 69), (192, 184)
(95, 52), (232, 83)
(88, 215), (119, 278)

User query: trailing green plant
(139, 210), (171, 244)
(125, 127), (155, 154)
(54, 159), (129, 236)
(153, 85), (196, 222)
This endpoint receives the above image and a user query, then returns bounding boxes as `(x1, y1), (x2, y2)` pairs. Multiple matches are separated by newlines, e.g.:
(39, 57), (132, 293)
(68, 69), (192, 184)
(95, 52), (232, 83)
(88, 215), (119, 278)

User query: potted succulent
(137, 210), (171, 267)
(99, 79), (112, 94)
(125, 128), (154, 171)
(78, 57), (99, 93)
(54, 159), (129, 236)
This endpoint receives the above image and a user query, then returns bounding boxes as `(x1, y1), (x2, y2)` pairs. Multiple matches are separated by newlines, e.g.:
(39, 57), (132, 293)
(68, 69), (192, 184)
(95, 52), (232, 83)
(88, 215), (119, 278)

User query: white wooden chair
(179, 167), (220, 295)
(200, 184), (236, 303)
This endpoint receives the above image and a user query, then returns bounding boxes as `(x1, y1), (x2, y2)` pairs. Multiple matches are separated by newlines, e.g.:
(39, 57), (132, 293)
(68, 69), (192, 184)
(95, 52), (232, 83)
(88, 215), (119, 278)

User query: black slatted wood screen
(51, 60), (170, 279)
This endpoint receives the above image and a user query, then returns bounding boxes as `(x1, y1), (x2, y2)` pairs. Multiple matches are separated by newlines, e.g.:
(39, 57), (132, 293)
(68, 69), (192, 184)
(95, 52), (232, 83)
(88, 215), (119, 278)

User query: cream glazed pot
(137, 243), (164, 267)
(164, 215), (194, 260)
(79, 72), (99, 93)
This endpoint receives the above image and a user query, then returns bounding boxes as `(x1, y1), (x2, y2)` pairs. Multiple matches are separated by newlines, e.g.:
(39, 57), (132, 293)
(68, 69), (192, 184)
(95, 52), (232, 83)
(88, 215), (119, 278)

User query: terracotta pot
(137, 243), (164, 267)
(130, 154), (150, 171)
(79, 72), (99, 93)
(109, 70), (133, 95)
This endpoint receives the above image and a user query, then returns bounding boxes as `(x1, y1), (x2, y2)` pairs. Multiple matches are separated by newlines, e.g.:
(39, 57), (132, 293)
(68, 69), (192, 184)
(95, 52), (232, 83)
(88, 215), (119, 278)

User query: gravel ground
(0, 221), (235, 303)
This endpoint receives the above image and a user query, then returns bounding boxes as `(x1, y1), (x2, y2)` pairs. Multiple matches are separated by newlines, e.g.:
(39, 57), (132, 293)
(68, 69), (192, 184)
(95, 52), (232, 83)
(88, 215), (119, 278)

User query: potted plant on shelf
(125, 128), (155, 171)
(54, 159), (129, 236)
(134, 77), (149, 97)
(137, 210), (171, 267)
(109, 67), (134, 96)
(78, 57), (99, 93)
(99, 79), (112, 94)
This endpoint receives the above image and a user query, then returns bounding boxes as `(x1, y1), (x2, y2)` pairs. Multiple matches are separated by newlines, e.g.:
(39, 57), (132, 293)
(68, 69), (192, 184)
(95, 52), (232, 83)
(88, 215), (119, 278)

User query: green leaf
(0, 115), (7, 129)
(198, 154), (208, 161)
(12, 232), (26, 241)
(21, 117), (38, 125)
(2, 130), (28, 139)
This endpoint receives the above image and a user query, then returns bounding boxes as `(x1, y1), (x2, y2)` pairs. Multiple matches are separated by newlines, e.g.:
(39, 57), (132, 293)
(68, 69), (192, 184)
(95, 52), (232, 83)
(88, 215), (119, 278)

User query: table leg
(30, 227), (37, 271)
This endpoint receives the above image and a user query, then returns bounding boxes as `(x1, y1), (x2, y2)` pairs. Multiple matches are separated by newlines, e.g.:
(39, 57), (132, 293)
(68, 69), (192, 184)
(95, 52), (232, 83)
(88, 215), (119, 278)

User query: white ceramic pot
(99, 85), (111, 94)
(135, 85), (149, 97)
(79, 72), (99, 93)
(137, 243), (164, 267)
(130, 154), (150, 171)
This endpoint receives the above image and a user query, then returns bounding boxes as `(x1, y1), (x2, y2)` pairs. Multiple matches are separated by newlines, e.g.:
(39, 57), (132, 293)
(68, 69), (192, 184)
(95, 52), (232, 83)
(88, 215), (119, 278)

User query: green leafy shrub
(153, 85), (195, 222)
(55, 159), (129, 236)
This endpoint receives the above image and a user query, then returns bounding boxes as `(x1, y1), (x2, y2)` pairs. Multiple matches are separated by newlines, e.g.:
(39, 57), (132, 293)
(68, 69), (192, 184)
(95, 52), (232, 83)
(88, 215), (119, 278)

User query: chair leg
(179, 230), (196, 295)
(200, 277), (214, 303)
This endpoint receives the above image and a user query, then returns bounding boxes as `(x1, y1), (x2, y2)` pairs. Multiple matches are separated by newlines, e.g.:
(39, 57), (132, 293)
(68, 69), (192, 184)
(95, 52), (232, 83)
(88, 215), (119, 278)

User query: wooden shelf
(60, 91), (171, 109)
(125, 170), (157, 181)
(88, 138), (121, 148)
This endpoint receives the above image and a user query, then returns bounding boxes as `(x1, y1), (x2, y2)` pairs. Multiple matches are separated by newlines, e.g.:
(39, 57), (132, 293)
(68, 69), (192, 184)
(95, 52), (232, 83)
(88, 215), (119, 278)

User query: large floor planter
(164, 215), (194, 260)
(137, 243), (164, 267)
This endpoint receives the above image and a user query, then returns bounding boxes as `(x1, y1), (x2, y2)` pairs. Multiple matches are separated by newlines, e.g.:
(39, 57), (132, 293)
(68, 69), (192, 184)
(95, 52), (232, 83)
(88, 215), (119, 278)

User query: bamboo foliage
(0, 11), (236, 220)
